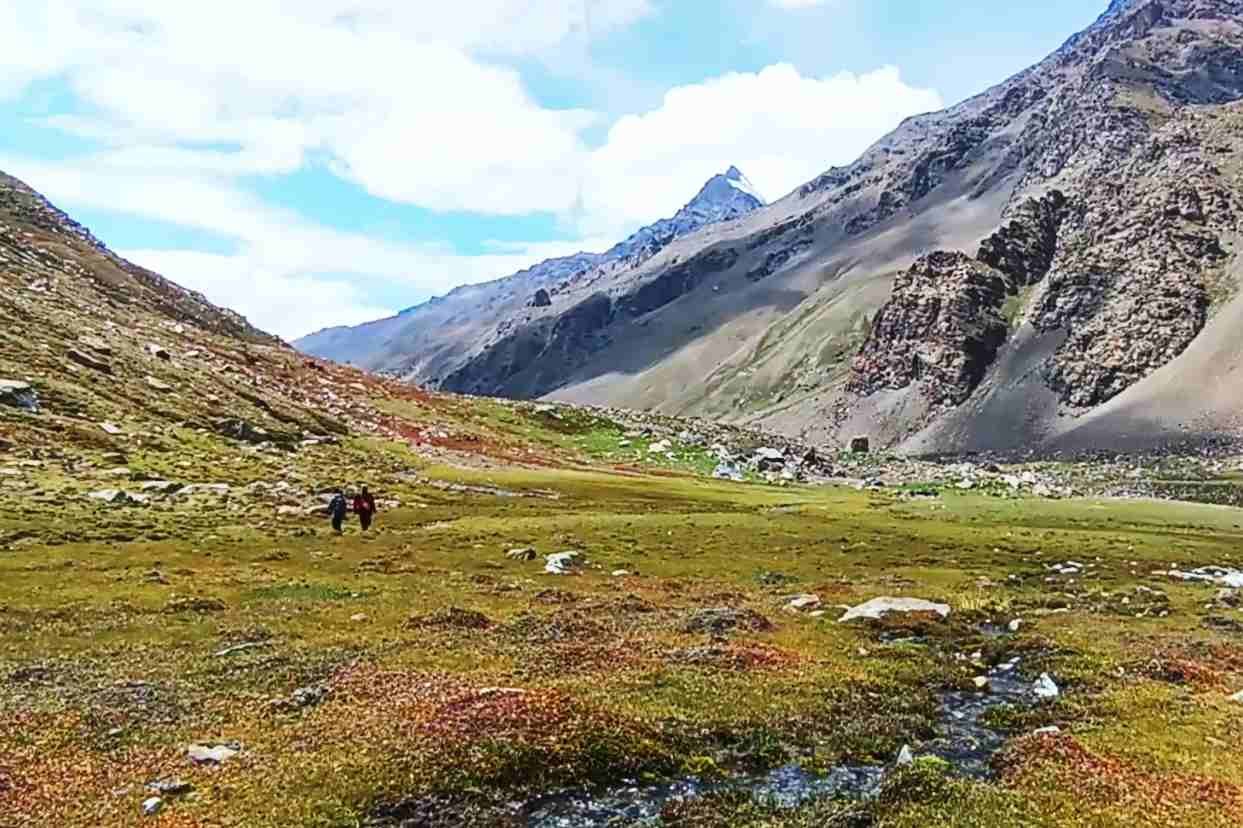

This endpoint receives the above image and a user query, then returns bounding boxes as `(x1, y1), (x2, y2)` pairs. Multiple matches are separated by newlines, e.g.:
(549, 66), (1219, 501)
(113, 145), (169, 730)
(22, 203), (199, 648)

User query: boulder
(530, 288), (553, 308)
(713, 463), (744, 481)
(67, 348), (112, 374)
(187, 743), (239, 765)
(146, 343), (172, 360)
(545, 551), (583, 575)
(99, 422), (124, 435)
(0, 380), (38, 412)
(145, 376), (174, 392)
(784, 594), (823, 613)
(88, 489), (146, 506)
(506, 547), (538, 561)
(838, 596), (952, 623)
(1033, 673), (1060, 700)
(142, 797), (163, 817)
(754, 447), (785, 472)
(850, 436), (870, 454)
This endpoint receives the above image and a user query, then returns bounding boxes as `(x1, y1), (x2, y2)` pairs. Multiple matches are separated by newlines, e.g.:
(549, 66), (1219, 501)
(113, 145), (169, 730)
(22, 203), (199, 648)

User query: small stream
(524, 658), (1037, 827)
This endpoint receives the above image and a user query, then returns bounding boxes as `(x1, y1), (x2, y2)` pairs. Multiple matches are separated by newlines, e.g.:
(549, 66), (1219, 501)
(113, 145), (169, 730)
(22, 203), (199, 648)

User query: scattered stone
(142, 797), (163, 816)
(146, 343), (172, 360)
(99, 422), (123, 435)
(1230, 690), (1243, 704)
(180, 483), (231, 496)
(165, 597), (227, 614)
(139, 480), (184, 495)
(271, 685), (328, 712)
(895, 745), (914, 767)
(79, 335), (112, 355)
(67, 348), (112, 374)
(0, 380), (38, 412)
(1008, 619), (1023, 633)
(88, 489), (145, 506)
(544, 551), (583, 575)
(682, 607), (775, 635)
(1166, 566), (1243, 588)
(612, 569), (632, 577)
(783, 594), (822, 613)
(146, 376), (174, 392)
(187, 743), (239, 765)
(713, 462), (744, 481)
(506, 547), (538, 561)
(838, 596), (952, 623)
(1033, 673), (1061, 700)
(1033, 725), (1062, 735)
(146, 779), (193, 797)
(407, 607), (493, 630)
(754, 447), (785, 471)
(850, 436), (870, 454)
(974, 676), (991, 690)
(350, 613), (368, 623)
(213, 641), (271, 658)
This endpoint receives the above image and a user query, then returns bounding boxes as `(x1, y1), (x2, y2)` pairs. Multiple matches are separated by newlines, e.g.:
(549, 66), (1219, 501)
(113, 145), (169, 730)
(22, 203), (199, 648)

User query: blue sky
(0, 0), (1106, 338)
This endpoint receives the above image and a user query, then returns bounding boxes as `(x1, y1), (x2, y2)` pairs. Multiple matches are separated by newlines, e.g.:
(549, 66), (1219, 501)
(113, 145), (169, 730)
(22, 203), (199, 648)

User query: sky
(0, 0), (1107, 340)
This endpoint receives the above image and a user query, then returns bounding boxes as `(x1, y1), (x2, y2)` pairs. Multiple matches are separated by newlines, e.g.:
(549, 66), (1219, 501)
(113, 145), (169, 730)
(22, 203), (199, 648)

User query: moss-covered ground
(3, 434), (1243, 827)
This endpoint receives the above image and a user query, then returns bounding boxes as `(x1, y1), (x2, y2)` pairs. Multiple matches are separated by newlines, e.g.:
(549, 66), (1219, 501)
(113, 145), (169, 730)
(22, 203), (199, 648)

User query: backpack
(328, 494), (346, 517)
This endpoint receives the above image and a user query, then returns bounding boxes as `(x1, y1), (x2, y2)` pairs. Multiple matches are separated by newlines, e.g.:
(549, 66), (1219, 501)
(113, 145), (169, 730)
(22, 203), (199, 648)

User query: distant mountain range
(294, 166), (765, 382)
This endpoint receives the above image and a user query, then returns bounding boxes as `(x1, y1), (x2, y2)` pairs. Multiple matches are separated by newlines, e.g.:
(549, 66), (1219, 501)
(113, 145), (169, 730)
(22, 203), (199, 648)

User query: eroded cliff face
(835, 0), (1243, 450)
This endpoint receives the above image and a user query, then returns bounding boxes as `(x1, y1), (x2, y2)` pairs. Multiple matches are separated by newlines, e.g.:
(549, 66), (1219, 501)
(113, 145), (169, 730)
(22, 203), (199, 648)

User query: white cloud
(579, 64), (942, 236)
(0, 1), (944, 338)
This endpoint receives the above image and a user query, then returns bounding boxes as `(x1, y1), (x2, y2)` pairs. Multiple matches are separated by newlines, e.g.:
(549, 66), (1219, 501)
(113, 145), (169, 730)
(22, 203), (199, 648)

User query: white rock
(544, 551), (583, 575)
(839, 597), (952, 623)
(1008, 619), (1022, 633)
(100, 422), (123, 435)
(142, 797), (163, 816)
(785, 594), (822, 612)
(895, 745), (914, 767)
(1033, 725), (1062, 735)
(1033, 673), (1060, 700)
(187, 743), (239, 764)
(1229, 690), (1243, 704)
(974, 676), (991, 690)
(611, 570), (631, 577)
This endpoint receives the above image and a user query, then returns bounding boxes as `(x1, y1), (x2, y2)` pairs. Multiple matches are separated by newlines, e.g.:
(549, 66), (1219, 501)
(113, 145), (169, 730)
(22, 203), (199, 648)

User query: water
(523, 659), (1037, 827)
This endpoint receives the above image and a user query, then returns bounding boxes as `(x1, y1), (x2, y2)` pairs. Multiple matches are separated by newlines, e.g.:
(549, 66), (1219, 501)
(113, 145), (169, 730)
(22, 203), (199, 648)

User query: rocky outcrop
(848, 252), (1011, 408)
(1031, 114), (1241, 408)
(530, 289), (552, 308)
(977, 191), (1067, 285)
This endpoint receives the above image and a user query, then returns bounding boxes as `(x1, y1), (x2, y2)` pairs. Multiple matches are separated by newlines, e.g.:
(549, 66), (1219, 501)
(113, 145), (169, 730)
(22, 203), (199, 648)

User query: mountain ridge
(296, 166), (764, 349)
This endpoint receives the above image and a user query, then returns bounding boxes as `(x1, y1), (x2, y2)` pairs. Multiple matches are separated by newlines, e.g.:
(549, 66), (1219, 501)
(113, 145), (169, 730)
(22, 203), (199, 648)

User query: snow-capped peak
(724, 166), (763, 203)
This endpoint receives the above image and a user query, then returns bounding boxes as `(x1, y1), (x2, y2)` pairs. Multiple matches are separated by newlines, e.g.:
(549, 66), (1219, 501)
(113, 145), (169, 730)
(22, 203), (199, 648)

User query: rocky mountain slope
(301, 0), (1243, 457)
(295, 166), (765, 387)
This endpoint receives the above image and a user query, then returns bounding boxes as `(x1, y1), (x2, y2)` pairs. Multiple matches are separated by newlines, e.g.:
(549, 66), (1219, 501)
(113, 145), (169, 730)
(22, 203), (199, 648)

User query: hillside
(304, 0), (1243, 457)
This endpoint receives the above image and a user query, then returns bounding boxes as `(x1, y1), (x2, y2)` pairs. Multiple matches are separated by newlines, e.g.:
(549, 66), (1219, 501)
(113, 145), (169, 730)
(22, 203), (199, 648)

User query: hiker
(328, 489), (348, 534)
(353, 485), (377, 532)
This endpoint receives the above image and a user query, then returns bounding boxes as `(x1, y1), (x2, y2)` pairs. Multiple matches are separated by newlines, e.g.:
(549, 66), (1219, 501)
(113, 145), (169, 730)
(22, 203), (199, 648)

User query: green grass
(3, 435), (1243, 827)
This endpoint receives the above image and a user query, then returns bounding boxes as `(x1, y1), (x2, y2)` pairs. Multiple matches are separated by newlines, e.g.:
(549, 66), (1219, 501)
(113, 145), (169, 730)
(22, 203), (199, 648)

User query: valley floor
(3, 436), (1243, 827)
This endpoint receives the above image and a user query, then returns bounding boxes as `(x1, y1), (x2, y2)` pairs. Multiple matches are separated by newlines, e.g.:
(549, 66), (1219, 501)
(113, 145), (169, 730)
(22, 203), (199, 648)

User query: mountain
(294, 166), (765, 385)
(304, 0), (1243, 456)
(0, 170), (449, 455)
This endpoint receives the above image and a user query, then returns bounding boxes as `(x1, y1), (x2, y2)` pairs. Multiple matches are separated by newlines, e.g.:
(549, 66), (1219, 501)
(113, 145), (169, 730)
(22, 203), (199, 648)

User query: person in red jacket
(353, 486), (377, 532)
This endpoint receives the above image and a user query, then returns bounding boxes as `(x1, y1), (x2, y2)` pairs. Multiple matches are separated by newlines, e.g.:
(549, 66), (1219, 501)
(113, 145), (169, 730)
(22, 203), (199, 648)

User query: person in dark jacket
(353, 486), (377, 532)
(328, 490), (348, 534)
